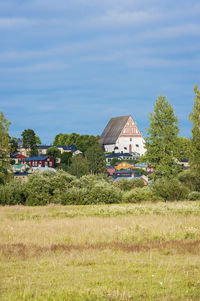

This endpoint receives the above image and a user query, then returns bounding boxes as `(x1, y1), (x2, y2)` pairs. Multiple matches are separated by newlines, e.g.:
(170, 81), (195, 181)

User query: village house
(105, 152), (139, 163)
(37, 145), (78, 155)
(99, 115), (146, 156)
(14, 172), (29, 184)
(21, 155), (54, 168)
(114, 161), (134, 170)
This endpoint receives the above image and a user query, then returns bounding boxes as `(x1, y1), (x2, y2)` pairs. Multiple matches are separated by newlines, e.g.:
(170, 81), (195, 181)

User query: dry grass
(1, 203), (200, 300)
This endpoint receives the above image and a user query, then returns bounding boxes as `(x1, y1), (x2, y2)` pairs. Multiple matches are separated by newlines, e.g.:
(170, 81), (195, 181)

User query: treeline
(53, 133), (99, 153)
(1, 169), (200, 206)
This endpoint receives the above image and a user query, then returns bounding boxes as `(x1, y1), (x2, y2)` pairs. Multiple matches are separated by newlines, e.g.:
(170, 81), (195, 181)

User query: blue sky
(0, 0), (200, 144)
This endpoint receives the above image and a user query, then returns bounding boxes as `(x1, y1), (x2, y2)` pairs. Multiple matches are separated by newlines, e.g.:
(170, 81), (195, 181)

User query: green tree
(189, 85), (200, 173)
(36, 136), (42, 144)
(0, 112), (13, 184)
(46, 147), (61, 167)
(86, 143), (106, 174)
(21, 129), (38, 156)
(10, 137), (18, 153)
(175, 137), (191, 161)
(145, 95), (179, 179)
(68, 155), (89, 178)
(61, 152), (72, 166)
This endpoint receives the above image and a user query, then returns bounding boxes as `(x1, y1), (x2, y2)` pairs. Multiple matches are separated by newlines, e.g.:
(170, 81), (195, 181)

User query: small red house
(17, 154), (27, 162)
(21, 155), (54, 168)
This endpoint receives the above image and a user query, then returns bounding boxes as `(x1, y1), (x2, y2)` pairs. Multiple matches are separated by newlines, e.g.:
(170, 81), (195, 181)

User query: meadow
(1, 202), (200, 300)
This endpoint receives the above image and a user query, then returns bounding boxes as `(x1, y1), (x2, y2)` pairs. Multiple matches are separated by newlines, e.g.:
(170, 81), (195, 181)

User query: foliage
(36, 135), (42, 144)
(0, 180), (26, 205)
(175, 137), (191, 161)
(68, 155), (89, 178)
(53, 133), (99, 153)
(9, 137), (18, 153)
(187, 191), (200, 201)
(86, 142), (106, 174)
(46, 146), (61, 166)
(110, 158), (121, 166)
(145, 96), (179, 179)
(151, 177), (189, 201)
(21, 129), (38, 156)
(114, 178), (144, 191)
(178, 171), (200, 192)
(60, 152), (72, 165)
(123, 187), (157, 203)
(189, 85), (200, 174)
(0, 112), (13, 184)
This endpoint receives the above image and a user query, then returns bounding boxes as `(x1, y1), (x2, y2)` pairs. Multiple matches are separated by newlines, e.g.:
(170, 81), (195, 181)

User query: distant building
(22, 155), (54, 168)
(99, 115), (146, 156)
(37, 145), (77, 155)
(105, 152), (139, 163)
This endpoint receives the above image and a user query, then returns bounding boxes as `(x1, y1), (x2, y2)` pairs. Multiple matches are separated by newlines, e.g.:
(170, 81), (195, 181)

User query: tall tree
(189, 85), (200, 173)
(10, 137), (18, 153)
(145, 96), (179, 179)
(86, 142), (106, 174)
(46, 146), (61, 167)
(21, 129), (38, 156)
(68, 155), (89, 178)
(0, 112), (12, 184)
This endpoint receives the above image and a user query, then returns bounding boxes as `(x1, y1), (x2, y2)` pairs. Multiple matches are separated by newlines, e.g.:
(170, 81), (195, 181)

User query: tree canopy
(145, 95), (179, 179)
(46, 147), (61, 166)
(189, 85), (200, 173)
(86, 142), (106, 174)
(0, 112), (12, 184)
(53, 133), (99, 153)
(21, 129), (38, 156)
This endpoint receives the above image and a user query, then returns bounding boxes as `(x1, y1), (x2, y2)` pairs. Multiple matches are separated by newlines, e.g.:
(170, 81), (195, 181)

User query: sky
(0, 0), (200, 144)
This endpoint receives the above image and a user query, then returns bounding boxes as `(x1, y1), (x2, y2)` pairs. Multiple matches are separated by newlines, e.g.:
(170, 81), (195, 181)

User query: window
(130, 138), (132, 142)
(49, 162), (52, 167)
(136, 144), (139, 147)
(35, 162), (37, 167)
(32, 162), (35, 166)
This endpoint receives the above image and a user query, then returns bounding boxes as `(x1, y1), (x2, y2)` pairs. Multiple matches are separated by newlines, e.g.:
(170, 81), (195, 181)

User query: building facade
(99, 116), (146, 156)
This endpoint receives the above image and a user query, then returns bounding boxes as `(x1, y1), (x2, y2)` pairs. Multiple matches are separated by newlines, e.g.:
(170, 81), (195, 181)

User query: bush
(87, 182), (122, 204)
(178, 171), (200, 192)
(114, 178), (144, 191)
(56, 188), (88, 205)
(151, 177), (189, 201)
(187, 191), (200, 201)
(0, 181), (26, 205)
(123, 187), (157, 203)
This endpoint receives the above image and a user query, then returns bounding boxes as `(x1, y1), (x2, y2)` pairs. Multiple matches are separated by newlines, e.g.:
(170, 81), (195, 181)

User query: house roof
(99, 116), (130, 145)
(13, 164), (24, 168)
(106, 152), (136, 159)
(37, 145), (52, 150)
(37, 145), (77, 152)
(22, 156), (49, 161)
(31, 166), (56, 172)
(115, 161), (134, 166)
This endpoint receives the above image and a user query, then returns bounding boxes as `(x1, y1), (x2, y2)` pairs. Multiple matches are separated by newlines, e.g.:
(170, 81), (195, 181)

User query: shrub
(56, 188), (88, 205)
(114, 178), (144, 191)
(178, 171), (200, 192)
(151, 177), (189, 201)
(0, 181), (26, 205)
(87, 182), (122, 204)
(123, 187), (157, 203)
(187, 191), (200, 201)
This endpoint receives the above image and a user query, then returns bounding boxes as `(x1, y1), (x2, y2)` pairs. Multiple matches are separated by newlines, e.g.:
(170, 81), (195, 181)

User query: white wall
(104, 137), (146, 156)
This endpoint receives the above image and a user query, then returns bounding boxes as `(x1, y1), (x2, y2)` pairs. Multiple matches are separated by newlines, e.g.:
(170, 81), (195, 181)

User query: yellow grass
(1, 202), (200, 300)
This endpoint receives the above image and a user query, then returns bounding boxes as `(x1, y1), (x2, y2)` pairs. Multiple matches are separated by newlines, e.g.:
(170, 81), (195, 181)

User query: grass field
(1, 202), (200, 300)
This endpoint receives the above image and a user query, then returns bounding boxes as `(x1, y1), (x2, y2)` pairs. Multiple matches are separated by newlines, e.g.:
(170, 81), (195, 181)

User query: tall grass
(1, 203), (200, 300)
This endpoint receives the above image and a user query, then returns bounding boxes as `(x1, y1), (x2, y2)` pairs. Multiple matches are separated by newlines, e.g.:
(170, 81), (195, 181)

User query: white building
(99, 115), (146, 156)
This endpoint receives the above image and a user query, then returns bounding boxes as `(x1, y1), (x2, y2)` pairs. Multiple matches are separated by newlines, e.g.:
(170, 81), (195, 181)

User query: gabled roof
(22, 156), (49, 161)
(99, 116), (130, 145)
